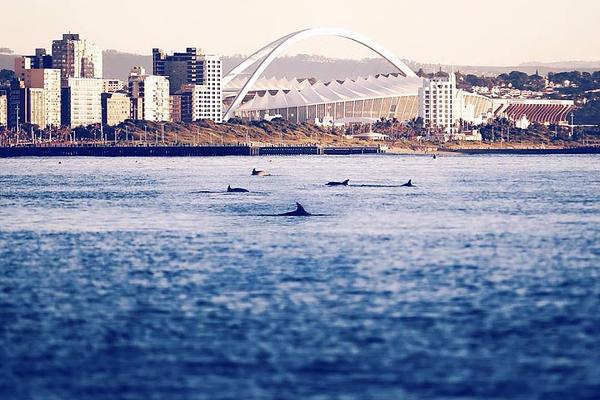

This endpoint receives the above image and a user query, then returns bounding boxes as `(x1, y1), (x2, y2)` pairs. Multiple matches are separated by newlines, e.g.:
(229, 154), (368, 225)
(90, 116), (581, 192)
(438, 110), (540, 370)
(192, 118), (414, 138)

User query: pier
(0, 145), (384, 158)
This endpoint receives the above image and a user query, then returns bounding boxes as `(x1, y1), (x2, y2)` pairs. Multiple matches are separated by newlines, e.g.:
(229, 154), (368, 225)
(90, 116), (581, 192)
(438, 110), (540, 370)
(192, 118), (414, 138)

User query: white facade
(26, 88), (46, 127)
(128, 67), (170, 122)
(66, 78), (103, 127)
(182, 83), (220, 122)
(23, 69), (61, 128)
(419, 73), (458, 134)
(199, 55), (222, 122)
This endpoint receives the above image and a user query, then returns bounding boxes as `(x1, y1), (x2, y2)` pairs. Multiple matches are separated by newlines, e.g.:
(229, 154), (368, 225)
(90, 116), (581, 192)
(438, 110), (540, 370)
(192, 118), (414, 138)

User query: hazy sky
(1, 0), (599, 65)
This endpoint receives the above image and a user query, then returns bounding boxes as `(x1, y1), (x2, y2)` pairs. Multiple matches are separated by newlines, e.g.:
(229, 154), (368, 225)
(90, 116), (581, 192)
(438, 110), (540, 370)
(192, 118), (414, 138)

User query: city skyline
(1, 0), (600, 66)
(1, 3), (599, 400)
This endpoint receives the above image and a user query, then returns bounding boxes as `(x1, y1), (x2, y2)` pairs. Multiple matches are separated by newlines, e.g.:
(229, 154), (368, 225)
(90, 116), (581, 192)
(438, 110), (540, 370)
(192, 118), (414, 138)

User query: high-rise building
(155, 50), (222, 123)
(6, 81), (53, 130)
(24, 88), (45, 127)
(61, 78), (103, 127)
(8, 80), (27, 130)
(151, 48), (222, 122)
(178, 83), (220, 123)
(52, 33), (103, 87)
(101, 92), (130, 126)
(23, 69), (61, 128)
(128, 67), (170, 122)
(152, 48), (204, 94)
(14, 48), (53, 79)
(0, 92), (7, 127)
(200, 55), (222, 123)
(419, 73), (458, 134)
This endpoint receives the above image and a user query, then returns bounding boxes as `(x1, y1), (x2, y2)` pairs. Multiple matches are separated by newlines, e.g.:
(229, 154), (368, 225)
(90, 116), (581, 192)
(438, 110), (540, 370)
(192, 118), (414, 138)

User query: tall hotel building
(128, 67), (170, 122)
(7, 71), (61, 129)
(419, 73), (459, 134)
(152, 48), (208, 93)
(26, 89), (46, 127)
(61, 78), (103, 127)
(12, 48), (61, 128)
(200, 55), (222, 123)
(23, 69), (61, 128)
(52, 33), (103, 87)
(153, 48), (222, 122)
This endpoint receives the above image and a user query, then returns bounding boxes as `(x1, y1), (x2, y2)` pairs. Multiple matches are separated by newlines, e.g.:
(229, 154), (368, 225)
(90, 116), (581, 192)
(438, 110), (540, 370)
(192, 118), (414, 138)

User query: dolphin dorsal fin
(344, 179), (349, 184)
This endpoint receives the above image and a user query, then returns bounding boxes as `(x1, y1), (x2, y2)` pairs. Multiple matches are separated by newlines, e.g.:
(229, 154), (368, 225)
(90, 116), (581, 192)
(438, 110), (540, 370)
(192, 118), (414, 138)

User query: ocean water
(0, 155), (599, 400)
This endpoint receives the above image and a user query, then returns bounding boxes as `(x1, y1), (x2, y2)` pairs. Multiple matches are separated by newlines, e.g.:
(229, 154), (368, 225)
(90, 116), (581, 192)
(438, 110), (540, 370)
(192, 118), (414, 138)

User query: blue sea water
(0, 154), (599, 400)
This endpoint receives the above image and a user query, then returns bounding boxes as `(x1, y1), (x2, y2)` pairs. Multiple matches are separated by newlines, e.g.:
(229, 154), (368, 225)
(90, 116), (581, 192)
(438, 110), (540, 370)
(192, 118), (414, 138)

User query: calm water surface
(1, 155), (599, 400)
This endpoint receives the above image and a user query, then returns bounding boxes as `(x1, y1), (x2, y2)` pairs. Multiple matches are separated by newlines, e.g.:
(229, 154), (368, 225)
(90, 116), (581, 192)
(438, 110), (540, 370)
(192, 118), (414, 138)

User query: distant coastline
(441, 146), (600, 155)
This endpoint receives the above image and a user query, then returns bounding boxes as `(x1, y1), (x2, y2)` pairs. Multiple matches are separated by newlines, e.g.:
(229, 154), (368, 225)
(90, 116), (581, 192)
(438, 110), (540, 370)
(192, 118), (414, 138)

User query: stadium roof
(236, 74), (424, 112)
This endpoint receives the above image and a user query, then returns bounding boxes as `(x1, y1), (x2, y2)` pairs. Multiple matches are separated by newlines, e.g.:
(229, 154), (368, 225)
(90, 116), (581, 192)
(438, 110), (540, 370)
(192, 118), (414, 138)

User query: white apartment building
(52, 33), (103, 87)
(180, 84), (213, 122)
(128, 67), (170, 122)
(25, 88), (46, 127)
(419, 73), (459, 134)
(199, 55), (222, 122)
(23, 69), (61, 128)
(63, 78), (103, 127)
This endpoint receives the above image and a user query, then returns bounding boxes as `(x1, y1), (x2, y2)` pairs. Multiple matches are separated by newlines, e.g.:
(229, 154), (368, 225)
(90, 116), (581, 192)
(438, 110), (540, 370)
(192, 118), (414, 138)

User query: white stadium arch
(223, 28), (417, 121)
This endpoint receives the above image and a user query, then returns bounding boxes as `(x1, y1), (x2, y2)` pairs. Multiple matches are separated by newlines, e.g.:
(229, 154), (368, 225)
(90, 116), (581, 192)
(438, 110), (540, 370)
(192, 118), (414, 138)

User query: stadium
(223, 28), (574, 127)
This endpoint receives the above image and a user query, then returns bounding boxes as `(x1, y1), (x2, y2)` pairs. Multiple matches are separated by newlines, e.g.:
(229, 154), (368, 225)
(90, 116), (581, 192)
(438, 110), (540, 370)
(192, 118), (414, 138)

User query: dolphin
(252, 168), (270, 176)
(326, 179), (350, 186)
(227, 185), (249, 193)
(277, 202), (312, 217)
(401, 179), (414, 187)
